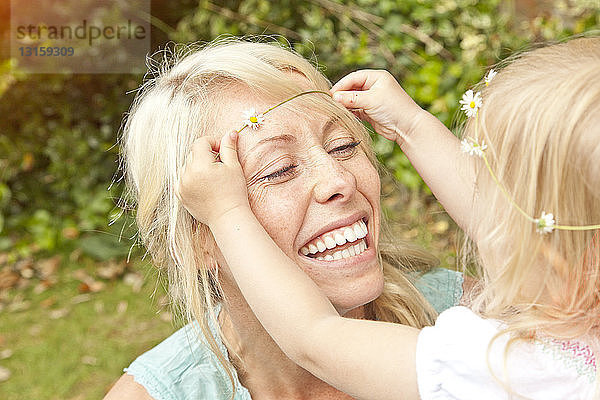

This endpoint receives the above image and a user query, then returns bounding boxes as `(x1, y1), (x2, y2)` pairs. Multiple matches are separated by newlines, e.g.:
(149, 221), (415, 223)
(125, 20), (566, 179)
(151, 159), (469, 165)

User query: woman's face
(214, 87), (383, 314)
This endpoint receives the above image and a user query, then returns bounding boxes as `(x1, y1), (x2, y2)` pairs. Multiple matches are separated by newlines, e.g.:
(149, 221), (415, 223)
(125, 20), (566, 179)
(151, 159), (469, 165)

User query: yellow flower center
(250, 116), (258, 123)
(469, 101), (476, 108)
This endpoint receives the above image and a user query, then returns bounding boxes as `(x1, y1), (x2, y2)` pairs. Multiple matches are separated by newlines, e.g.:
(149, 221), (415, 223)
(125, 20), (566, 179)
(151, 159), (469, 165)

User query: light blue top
(125, 268), (464, 400)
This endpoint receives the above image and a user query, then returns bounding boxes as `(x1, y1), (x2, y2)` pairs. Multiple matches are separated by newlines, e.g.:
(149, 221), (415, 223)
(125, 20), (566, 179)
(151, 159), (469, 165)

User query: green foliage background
(0, 0), (598, 266)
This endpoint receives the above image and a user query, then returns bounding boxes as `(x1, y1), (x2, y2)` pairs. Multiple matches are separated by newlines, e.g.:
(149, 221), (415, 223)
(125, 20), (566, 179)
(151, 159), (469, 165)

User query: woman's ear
(192, 223), (223, 273)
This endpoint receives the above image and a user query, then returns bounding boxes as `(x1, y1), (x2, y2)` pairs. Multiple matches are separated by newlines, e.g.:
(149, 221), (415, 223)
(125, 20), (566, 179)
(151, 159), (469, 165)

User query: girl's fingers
(330, 70), (376, 93)
(217, 131), (240, 167)
(332, 90), (372, 110)
(189, 137), (217, 164)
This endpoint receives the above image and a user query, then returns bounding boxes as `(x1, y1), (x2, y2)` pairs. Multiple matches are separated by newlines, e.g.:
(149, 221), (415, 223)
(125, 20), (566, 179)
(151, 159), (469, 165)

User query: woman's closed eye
(330, 140), (361, 159)
(260, 140), (362, 182)
(263, 164), (297, 181)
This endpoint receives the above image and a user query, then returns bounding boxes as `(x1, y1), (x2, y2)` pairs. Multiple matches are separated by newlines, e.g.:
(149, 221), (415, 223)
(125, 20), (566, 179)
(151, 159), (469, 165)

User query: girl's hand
(177, 131), (250, 228)
(330, 70), (425, 146)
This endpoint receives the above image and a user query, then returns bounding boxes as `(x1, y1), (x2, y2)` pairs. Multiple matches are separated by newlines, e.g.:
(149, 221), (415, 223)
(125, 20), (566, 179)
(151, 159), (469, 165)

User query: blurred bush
(0, 0), (597, 260)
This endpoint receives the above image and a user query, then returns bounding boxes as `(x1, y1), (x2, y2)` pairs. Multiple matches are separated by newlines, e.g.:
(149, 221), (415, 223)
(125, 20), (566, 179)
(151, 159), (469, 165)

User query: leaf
(0, 268), (20, 290)
(78, 234), (131, 261)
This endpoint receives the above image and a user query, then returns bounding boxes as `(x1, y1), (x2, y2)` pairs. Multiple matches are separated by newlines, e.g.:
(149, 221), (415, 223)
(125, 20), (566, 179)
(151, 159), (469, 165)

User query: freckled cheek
(363, 170), (380, 199)
(353, 160), (381, 203)
(353, 161), (381, 240)
(247, 184), (306, 254)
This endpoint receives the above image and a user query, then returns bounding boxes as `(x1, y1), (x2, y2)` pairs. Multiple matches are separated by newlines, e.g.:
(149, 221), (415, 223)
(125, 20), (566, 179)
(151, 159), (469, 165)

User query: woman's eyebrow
(249, 133), (296, 152)
(322, 116), (338, 134)
(242, 134), (297, 165)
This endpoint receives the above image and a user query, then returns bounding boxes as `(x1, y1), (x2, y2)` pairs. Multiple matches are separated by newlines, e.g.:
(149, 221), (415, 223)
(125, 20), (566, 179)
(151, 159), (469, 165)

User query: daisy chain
(534, 211), (556, 234)
(459, 90), (483, 118)
(484, 69), (497, 86)
(461, 138), (487, 157)
(242, 109), (265, 130)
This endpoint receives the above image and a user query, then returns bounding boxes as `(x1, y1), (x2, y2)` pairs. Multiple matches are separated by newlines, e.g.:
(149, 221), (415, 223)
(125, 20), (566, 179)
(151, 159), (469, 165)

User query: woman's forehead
(236, 111), (331, 165)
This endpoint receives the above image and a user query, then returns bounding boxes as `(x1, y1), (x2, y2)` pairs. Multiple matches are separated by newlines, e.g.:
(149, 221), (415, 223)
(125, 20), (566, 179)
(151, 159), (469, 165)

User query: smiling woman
(104, 38), (463, 400)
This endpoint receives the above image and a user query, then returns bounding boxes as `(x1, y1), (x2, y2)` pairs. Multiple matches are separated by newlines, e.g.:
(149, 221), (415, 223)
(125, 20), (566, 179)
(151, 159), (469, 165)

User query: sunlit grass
(0, 257), (173, 400)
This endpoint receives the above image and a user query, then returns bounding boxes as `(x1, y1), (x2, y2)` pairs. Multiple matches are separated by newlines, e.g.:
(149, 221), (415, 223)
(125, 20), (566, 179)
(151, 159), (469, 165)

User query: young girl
(178, 37), (599, 399)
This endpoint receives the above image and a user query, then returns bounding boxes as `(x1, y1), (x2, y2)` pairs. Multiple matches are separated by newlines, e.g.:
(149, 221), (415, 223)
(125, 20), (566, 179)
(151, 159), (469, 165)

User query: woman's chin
(334, 273), (385, 316)
(297, 250), (385, 315)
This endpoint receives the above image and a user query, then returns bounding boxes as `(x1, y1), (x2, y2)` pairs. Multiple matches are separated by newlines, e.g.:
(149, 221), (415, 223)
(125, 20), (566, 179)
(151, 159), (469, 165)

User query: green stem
(236, 90), (331, 134)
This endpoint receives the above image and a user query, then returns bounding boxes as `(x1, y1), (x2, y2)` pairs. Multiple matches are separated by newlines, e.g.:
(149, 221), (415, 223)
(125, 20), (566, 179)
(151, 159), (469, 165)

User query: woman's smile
(299, 215), (373, 263)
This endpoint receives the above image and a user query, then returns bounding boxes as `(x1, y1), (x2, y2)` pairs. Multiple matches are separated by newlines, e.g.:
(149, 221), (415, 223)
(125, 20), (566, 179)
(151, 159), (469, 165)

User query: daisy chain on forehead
(242, 109), (265, 130)
(460, 69), (600, 234)
(237, 90), (330, 134)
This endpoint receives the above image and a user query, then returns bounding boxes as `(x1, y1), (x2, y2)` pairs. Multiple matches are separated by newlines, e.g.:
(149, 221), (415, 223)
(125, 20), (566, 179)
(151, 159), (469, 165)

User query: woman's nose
(310, 154), (357, 203)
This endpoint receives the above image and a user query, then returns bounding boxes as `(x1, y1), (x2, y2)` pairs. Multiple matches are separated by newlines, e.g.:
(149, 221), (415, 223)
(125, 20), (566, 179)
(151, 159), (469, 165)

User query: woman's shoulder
(104, 373), (156, 400)
(413, 267), (464, 314)
(117, 321), (249, 400)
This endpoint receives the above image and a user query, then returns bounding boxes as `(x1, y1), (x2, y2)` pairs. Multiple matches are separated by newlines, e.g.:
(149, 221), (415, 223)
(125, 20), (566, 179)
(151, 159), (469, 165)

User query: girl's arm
(400, 109), (478, 239)
(210, 207), (420, 400)
(331, 70), (478, 239)
(178, 132), (421, 400)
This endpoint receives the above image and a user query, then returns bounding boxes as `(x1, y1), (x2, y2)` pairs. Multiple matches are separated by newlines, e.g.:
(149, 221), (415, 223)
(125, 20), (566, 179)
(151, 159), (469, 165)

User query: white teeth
(344, 227), (357, 242)
(301, 219), (370, 260)
(359, 220), (368, 237)
(324, 236), (337, 249)
(310, 239), (368, 262)
(334, 233), (346, 246)
(353, 223), (364, 238)
(316, 239), (326, 253)
(348, 245), (356, 256)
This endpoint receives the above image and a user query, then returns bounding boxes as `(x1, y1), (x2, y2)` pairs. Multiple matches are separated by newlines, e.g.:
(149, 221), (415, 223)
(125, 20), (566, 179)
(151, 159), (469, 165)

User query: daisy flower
(461, 138), (487, 157)
(459, 90), (482, 118)
(534, 211), (555, 234)
(484, 69), (497, 86)
(242, 109), (265, 130)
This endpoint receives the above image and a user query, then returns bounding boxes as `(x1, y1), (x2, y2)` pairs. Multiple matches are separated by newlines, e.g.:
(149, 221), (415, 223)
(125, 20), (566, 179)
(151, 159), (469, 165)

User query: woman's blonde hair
(120, 37), (437, 396)
(462, 36), (600, 382)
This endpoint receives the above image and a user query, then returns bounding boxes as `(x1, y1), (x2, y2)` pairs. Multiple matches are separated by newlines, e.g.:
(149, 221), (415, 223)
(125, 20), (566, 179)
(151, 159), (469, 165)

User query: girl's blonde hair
(120, 37), (437, 396)
(464, 36), (600, 346)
